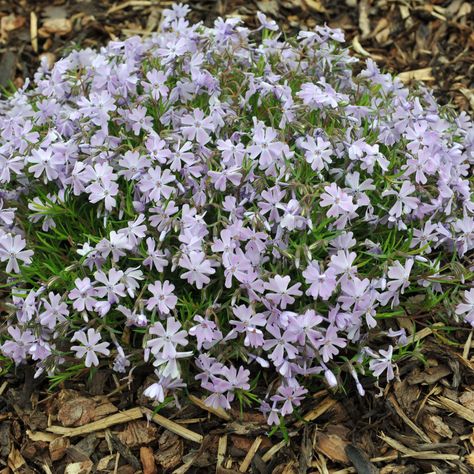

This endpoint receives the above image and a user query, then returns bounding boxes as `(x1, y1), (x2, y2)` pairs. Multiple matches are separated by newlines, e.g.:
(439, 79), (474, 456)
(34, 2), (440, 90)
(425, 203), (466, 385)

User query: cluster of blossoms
(1, 4), (473, 425)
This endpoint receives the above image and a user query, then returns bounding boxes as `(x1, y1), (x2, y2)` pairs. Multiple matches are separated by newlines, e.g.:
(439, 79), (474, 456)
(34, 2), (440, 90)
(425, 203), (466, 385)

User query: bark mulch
(1, 329), (474, 473)
(0, 1), (474, 473)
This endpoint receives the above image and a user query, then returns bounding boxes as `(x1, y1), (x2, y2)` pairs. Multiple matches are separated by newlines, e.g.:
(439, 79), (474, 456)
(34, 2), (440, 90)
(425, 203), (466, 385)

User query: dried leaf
(48, 407), (143, 436)
(239, 436), (263, 473)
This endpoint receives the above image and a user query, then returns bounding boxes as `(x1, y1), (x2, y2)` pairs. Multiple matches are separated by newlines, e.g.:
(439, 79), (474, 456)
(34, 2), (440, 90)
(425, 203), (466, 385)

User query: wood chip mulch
(0, 1), (474, 473)
(1, 328), (474, 473)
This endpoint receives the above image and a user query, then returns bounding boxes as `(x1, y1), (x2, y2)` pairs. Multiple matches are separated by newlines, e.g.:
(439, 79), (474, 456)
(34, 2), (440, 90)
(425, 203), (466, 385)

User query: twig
(217, 435), (227, 470)
(30, 12), (38, 53)
(142, 407), (203, 443)
(46, 407), (143, 436)
(239, 436), (262, 472)
(388, 394), (431, 443)
(296, 397), (337, 427)
(107, 1), (153, 15)
(463, 329), (473, 360)
(432, 396), (474, 423)
(189, 394), (232, 421)
(379, 433), (460, 461)
(261, 440), (287, 463)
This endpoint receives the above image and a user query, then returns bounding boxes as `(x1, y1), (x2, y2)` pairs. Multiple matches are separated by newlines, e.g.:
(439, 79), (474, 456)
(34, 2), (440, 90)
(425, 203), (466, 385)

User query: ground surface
(0, 1), (474, 473)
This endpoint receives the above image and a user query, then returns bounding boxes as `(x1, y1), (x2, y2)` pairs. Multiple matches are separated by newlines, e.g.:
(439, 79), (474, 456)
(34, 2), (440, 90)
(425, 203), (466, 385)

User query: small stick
(295, 397), (337, 427)
(435, 396), (474, 423)
(463, 330), (473, 360)
(189, 394), (232, 421)
(239, 436), (262, 472)
(143, 408), (203, 443)
(30, 11), (38, 53)
(47, 407), (143, 436)
(388, 394), (431, 443)
(217, 435), (227, 470)
(261, 440), (287, 463)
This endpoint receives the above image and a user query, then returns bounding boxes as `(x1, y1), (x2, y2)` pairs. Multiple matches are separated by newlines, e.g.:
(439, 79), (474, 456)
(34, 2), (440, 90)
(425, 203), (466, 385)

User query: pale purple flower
(181, 109), (215, 144)
(217, 139), (246, 165)
(1, 326), (36, 364)
(147, 317), (188, 359)
(96, 231), (131, 262)
(264, 275), (302, 309)
(139, 167), (175, 202)
(320, 183), (357, 217)
(189, 315), (222, 350)
(303, 261), (337, 300)
(128, 105), (153, 135)
(118, 214), (147, 247)
(94, 268), (126, 303)
(287, 309), (323, 347)
(455, 289), (474, 326)
(0, 234), (34, 273)
(223, 249), (252, 288)
(118, 151), (150, 180)
(383, 181), (419, 219)
(71, 328), (110, 367)
(247, 122), (285, 170)
(230, 304), (266, 347)
(117, 305), (148, 327)
(271, 383), (307, 416)
(314, 325), (347, 362)
(263, 324), (298, 367)
(386, 259), (413, 294)
(143, 237), (168, 271)
(339, 277), (371, 311)
(329, 250), (357, 282)
(146, 280), (177, 314)
(299, 136), (332, 171)
(256, 12), (279, 31)
(122, 267), (144, 297)
(179, 251), (216, 289)
(27, 148), (62, 181)
(369, 346), (395, 381)
(208, 166), (242, 191)
(39, 292), (69, 329)
(143, 69), (169, 100)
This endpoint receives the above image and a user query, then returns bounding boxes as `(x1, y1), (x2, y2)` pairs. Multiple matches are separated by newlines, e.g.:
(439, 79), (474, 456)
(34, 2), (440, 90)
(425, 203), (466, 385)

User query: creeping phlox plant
(1, 3), (473, 425)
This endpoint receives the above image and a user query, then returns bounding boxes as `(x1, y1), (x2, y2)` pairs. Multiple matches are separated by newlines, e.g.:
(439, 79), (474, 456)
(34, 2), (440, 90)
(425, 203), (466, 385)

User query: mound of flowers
(0, 3), (473, 425)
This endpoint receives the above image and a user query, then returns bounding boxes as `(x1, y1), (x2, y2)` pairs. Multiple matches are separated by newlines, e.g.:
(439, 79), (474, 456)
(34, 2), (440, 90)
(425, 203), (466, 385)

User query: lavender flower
(71, 328), (110, 367)
(146, 280), (177, 314)
(0, 234), (34, 273)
